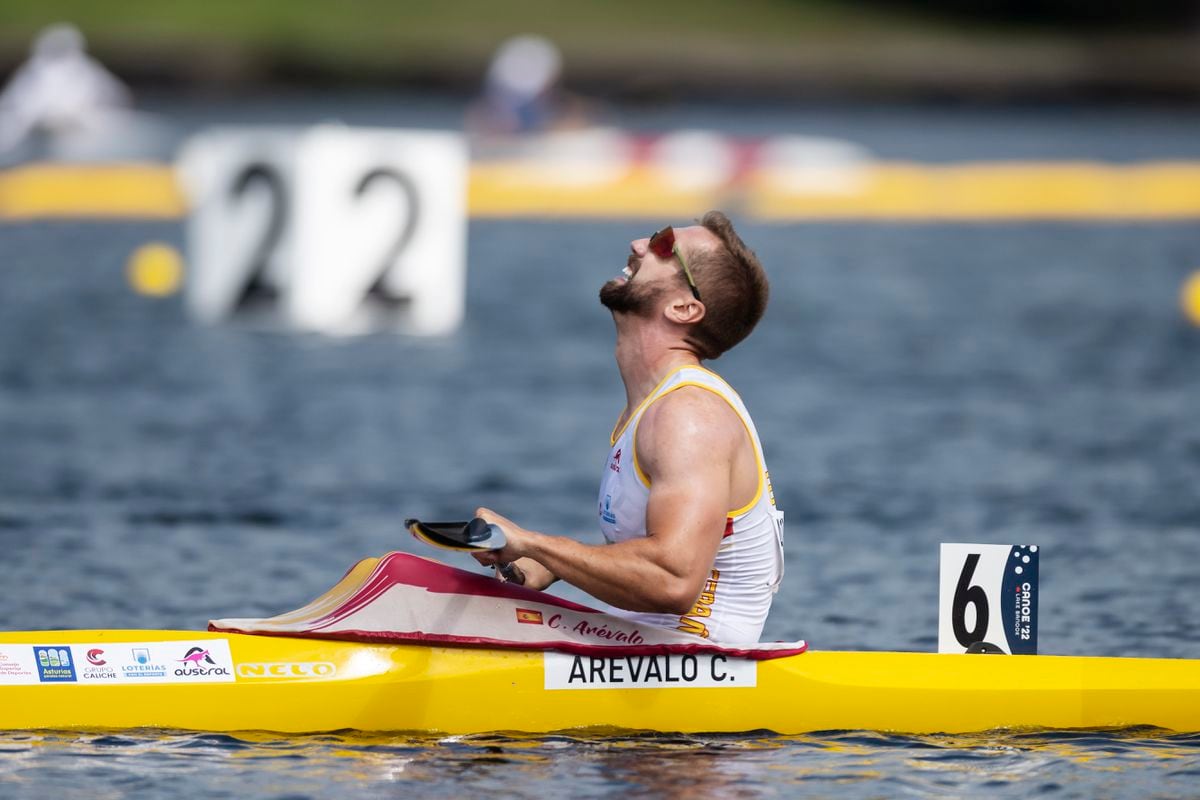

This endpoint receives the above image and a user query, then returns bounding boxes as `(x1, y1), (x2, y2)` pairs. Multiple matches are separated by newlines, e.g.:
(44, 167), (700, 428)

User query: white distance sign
(178, 127), (297, 324)
(288, 125), (468, 335)
(938, 543), (1039, 655)
(178, 125), (467, 336)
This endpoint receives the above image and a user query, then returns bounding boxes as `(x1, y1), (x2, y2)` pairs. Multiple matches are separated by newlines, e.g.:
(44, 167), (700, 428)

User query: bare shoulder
(638, 385), (743, 470)
(643, 384), (740, 432)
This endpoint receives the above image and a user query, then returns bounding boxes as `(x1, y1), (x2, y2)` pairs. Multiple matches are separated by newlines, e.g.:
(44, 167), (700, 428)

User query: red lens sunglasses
(647, 227), (701, 301)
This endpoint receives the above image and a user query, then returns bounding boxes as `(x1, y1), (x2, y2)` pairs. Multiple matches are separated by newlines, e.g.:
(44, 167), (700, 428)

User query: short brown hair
(683, 211), (770, 360)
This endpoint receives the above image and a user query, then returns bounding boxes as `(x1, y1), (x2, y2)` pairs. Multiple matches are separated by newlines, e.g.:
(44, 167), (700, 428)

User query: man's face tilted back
(599, 225), (714, 317)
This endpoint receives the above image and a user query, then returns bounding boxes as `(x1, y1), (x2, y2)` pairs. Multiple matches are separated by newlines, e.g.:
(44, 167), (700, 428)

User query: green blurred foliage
(1, 0), (1195, 98)
(0, 0), (959, 88)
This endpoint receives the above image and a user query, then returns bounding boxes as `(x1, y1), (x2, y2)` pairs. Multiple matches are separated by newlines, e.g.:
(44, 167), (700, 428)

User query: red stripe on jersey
(723, 517), (734, 538)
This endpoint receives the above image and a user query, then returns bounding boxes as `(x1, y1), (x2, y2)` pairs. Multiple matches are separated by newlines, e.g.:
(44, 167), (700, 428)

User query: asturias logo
(33, 646), (78, 682)
(175, 646), (231, 678)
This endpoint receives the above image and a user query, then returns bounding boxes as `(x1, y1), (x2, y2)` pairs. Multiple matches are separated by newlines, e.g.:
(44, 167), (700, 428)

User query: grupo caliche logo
(80, 647), (118, 681)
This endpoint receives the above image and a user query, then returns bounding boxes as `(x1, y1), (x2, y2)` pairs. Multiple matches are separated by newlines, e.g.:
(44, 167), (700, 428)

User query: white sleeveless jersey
(597, 365), (785, 643)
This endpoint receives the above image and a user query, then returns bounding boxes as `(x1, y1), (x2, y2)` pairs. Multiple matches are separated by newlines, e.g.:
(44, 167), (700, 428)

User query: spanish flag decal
(515, 608), (544, 625)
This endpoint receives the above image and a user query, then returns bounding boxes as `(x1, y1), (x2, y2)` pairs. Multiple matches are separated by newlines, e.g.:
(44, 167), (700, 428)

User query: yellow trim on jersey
(609, 365), (695, 446)
(629, 379), (765, 516)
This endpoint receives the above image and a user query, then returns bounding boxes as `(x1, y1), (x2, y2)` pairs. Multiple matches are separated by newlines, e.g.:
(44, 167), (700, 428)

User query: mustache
(626, 254), (638, 271)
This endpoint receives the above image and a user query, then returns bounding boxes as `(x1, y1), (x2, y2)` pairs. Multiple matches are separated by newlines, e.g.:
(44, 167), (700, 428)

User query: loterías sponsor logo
(546, 614), (645, 645)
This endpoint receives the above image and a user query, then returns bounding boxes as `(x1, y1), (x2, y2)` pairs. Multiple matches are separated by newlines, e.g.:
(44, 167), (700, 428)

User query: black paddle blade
(405, 518), (508, 552)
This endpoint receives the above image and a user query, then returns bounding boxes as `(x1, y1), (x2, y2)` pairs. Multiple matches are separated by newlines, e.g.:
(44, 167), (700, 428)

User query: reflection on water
(2, 728), (1199, 799)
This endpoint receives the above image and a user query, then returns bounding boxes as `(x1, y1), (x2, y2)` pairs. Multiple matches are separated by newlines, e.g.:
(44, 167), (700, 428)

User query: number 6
(952, 553), (989, 648)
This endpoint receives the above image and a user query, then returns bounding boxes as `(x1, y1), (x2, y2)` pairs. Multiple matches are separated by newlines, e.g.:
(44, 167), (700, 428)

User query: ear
(664, 295), (705, 325)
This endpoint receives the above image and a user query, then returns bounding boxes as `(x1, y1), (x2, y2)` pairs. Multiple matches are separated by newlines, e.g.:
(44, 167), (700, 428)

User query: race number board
(177, 128), (298, 324)
(938, 543), (1038, 655)
(178, 125), (467, 335)
(289, 125), (468, 335)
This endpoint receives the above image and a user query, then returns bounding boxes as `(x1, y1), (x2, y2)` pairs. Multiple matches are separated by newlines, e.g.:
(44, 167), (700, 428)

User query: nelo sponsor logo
(236, 662), (337, 679)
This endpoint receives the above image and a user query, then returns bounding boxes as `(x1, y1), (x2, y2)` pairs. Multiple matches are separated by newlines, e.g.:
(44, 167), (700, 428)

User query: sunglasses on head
(647, 226), (701, 301)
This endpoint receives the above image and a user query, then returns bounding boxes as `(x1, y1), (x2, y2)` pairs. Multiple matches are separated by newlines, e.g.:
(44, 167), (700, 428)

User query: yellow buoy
(1183, 270), (1200, 327)
(127, 242), (184, 297)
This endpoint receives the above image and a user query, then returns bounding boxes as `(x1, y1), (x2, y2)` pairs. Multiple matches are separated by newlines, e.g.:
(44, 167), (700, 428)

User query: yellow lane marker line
(3, 161), (1200, 220)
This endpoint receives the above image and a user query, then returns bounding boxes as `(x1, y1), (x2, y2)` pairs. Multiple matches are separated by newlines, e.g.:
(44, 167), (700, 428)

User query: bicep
(637, 393), (737, 583)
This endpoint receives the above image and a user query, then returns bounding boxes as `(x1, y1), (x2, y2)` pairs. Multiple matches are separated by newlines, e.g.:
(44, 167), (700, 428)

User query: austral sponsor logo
(33, 646), (77, 682)
(544, 652), (757, 690)
(236, 662), (337, 679)
(175, 647), (231, 678)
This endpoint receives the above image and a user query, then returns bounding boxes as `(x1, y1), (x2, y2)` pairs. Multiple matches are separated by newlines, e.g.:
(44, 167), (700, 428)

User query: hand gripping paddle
(404, 518), (526, 585)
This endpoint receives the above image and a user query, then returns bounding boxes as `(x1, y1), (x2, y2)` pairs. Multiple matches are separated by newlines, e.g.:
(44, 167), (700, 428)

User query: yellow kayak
(2, 628), (1198, 734)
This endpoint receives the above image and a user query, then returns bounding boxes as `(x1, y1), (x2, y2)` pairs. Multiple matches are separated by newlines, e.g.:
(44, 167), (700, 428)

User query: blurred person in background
(0, 23), (144, 161)
(466, 34), (592, 137)
(473, 212), (786, 644)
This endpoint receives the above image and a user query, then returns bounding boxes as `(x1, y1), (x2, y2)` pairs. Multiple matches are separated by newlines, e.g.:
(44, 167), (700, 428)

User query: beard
(598, 276), (665, 316)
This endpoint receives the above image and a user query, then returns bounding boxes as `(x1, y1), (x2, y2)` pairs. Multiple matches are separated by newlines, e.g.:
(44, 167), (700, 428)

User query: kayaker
(474, 211), (785, 643)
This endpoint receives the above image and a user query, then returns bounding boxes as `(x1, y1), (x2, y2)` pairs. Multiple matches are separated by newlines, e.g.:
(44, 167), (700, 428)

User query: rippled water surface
(3, 104), (1200, 797)
(3, 728), (1200, 800)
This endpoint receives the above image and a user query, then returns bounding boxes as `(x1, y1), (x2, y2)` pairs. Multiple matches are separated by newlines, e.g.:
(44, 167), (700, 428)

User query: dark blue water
(3, 106), (1200, 797)
(2, 728), (1200, 799)
(3, 219), (1198, 651)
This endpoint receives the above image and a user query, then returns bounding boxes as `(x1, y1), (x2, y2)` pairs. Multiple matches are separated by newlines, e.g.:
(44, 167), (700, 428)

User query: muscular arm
(476, 388), (742, 614)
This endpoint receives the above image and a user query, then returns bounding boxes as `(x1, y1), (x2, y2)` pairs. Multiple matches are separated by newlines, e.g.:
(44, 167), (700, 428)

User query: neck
(613, 317), (702, 413)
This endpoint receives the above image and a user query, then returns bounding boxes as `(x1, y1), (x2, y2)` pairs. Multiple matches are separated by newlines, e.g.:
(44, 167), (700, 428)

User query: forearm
(521, 531), (697, 614)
